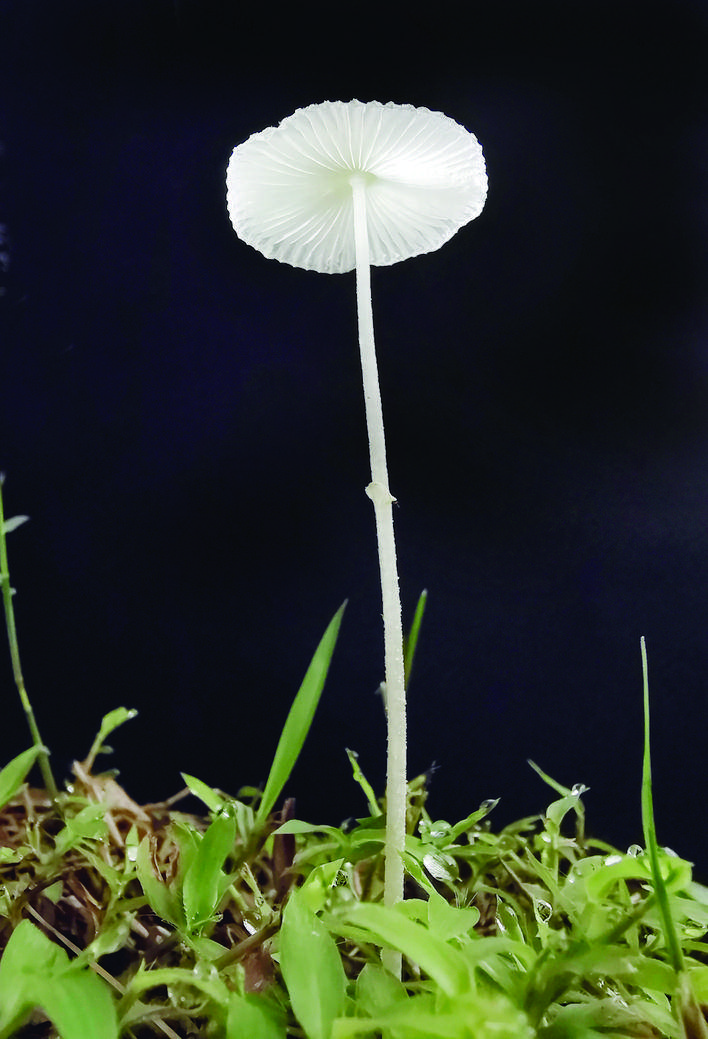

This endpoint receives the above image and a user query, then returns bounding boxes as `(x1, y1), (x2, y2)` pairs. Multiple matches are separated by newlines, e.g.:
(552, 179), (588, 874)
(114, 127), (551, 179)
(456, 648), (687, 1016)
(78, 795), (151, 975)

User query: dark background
(1, 1), (707, 874)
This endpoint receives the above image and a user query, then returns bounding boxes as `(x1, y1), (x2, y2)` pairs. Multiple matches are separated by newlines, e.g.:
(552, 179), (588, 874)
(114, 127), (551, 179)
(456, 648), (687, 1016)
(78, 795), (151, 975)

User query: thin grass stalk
(0, 475), (57, 799)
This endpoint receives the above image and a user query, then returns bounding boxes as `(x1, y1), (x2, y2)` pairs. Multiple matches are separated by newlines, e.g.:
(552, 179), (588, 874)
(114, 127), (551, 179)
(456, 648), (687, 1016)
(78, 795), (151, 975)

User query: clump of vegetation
(2, 478), (708, 1039)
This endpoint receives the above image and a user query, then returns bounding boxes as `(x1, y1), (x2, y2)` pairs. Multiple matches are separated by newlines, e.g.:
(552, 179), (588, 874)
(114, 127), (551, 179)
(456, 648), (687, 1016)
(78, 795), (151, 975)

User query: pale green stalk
(639, 637), (708, 1036)
(350, 174), (407, 974)
(639, 636), (683, 974)
(0, 475), (57, 799)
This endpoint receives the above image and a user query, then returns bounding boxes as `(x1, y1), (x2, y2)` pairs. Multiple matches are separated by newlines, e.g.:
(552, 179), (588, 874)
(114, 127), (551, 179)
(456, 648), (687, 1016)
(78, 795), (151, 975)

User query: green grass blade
(0, 476), (57, 799)
(345, 747), (381, 816)
(639, 639), (708, 1037)
(255, 602), (346, 826)
(1, 515), (29, 535)
(135, 836), (186, 931)
(403, 588), (427, 686)
(182, 806), (237, 931)
(83, 706), (138, 772)
(227, 992), (286, 1039)
(0, 920), (118, 1039)
(280, 888), (347, 1039)
(0, 746), (49, 812)
(180, 772), (227, 812)
(639, 636), (683, 974)
(335, 902), (471, 997)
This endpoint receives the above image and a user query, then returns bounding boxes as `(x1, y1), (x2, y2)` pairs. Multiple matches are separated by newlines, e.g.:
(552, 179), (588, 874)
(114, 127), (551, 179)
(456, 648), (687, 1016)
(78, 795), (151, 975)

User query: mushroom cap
(226, 100), (488, 274)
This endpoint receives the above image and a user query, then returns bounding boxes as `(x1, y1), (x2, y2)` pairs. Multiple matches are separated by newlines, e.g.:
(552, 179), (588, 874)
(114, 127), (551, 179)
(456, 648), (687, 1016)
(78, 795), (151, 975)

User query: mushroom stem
(350, 174), (407, 967)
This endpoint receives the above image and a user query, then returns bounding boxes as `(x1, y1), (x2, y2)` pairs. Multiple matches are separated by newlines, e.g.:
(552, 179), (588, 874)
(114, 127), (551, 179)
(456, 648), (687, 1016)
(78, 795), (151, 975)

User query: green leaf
(353, 961), (407, 1019)
(181, 772), (228, 812)
(280, 888), (347, 1039)
(227, 993), (286, 1039)
(271, 819), (342, 838)
(1, 515), (29, 535)
(332, 990), (534, 1039)
(135, 836), (186, 930)
(0, 920), (118, 1039)
(446, 798), (499, 843)
(256, 602), (346, 826)
(403, 588), (427, 686)
(0, 745), (49, 811)
(182, 805), (237, 931)
(335, 902), (471, 998)
(640, 637), (687, 979)
(83, 706), (138, 771)
(53, 802), (109, 856)
(95, 705), (138, 743)
(345, 747), (380, 816)
(299, 859), (346, 914)
(427, 889), (480, 943)
(124, 963), (231, 1006)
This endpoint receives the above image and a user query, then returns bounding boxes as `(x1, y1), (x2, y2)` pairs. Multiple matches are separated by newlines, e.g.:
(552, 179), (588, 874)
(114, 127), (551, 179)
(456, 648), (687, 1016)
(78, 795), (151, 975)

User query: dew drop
(534, 899), (552, 923)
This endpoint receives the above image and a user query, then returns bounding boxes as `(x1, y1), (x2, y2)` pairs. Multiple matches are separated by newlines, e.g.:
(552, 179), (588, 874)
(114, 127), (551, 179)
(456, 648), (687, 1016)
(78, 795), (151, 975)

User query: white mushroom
(226, 100), (487, 962)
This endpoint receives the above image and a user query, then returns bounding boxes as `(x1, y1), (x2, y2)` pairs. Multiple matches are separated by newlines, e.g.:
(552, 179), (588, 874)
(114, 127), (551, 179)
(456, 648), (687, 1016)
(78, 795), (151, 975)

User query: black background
(1, 1), (707, 875)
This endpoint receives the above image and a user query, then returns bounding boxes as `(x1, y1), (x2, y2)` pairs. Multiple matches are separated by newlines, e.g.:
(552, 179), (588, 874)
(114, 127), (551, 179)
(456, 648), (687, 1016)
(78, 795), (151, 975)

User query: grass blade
(182, 807), (237, 931)
(0, 476), (57, 799)
(639, 638), (708, 1036)
(403, 588), (427, 686)
(335, 902), (471, 997)
(227, 992), (286, 1039)
(639, 636), (683, 974)
(280, 888), (347, 1039)
(256, 602), (346, 826)
(0, 920), (118, 1039)
(82, 706), (138, 772)
(0, 746), (49, 812)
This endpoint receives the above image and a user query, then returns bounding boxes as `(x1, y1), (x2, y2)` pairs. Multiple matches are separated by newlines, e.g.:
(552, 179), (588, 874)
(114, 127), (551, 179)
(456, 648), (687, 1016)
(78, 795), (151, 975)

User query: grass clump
(2, 493), (708, 1039)
(2, 723), (708, 1038)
